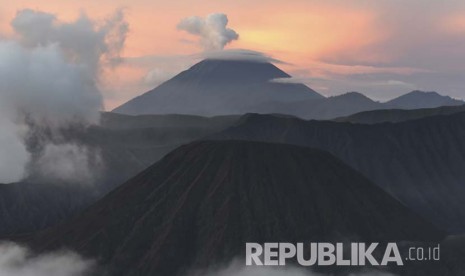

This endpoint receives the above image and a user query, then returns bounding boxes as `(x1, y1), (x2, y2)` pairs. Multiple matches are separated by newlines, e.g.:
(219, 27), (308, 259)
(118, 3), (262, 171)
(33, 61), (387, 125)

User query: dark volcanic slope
(0, 183), (97, 236)
(335, 104), (465, 124)
(28, 141), (441, 276)
(212, 113), (465, 233)
(113, 59), (323, 116)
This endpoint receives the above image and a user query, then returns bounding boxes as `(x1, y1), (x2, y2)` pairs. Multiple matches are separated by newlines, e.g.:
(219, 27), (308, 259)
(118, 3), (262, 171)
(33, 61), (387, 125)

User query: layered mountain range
(211, 112), (465, 233)
(251, 91), (464, 120)
(114, 59), (464, 119)
(3, 108), (465, 237)
(336, 104), (465, 124)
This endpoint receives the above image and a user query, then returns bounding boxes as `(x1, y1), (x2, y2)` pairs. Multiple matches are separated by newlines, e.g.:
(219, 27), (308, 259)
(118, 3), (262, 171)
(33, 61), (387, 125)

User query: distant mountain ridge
(113, 59), (464, 119)
(250, 91), (464, 120)
(386, 90), (464, 109)
(249, 91), (384, 120)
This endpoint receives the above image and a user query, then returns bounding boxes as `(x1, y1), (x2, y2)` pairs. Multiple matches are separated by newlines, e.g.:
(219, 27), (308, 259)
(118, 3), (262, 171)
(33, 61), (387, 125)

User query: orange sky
(2, 0), (465, 109)
(1, 1), (380, 57)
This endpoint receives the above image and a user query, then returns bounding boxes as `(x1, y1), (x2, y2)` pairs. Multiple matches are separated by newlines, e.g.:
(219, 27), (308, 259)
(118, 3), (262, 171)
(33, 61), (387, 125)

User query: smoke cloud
(191, 259), (398, 276)
(11, 9), (128, 75)
(34, 144), (103, 184)
(177, 13), (239, 51)
(0, 242), (94, 276)
(0, 9), (128, 183)
(204, 265), (313, 276)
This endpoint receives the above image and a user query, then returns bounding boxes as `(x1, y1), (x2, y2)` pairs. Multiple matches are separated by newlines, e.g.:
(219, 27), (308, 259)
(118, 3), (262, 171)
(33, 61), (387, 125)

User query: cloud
(0, 41), (102, 127)
(0, 242), (94, 276)
(143, 67), (178, 87)
(312, 1), (465, 68)
(177, 13), (239, 51)
(208, 266), (311, 276)
(192, 259), (398, 276)
(33, 143), (103, 184)
(132, 48), (282, 92)
(190, 260), (318, 276)
(11, 9), (128, 74)
(0, 9), (128, 183)
(306, 0), (465, 100)
(134, 49), (284, 91)
(201, 49), (284, 63)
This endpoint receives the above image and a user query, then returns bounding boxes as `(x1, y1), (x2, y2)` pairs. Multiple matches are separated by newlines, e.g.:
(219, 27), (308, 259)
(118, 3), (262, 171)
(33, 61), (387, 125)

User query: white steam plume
(0, 242), (94, 276)
(0, 41), (102, 126)
(0, 9), (128, 183)
(177, 13), (239, 51)
(34, 144), (103, 184)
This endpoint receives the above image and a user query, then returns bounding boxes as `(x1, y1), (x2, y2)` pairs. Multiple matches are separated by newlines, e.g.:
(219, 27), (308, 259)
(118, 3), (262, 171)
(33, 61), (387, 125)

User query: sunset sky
(2, 0), (465, 110)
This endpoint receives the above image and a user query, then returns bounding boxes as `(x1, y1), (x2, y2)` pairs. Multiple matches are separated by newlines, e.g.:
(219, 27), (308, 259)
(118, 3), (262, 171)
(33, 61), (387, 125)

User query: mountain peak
(113, 59), (323, 116)
(387, 90), (463, 109)
(331, 91), (375, 101)
(402, 90), (446, 99)
(182, 58), (291, 81)
(409, 90), (440, 95)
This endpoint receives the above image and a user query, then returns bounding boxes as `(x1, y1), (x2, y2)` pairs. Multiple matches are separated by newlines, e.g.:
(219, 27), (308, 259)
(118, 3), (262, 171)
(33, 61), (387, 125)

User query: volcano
(113, 59), (323, 116)
(27, 140), (441, 276)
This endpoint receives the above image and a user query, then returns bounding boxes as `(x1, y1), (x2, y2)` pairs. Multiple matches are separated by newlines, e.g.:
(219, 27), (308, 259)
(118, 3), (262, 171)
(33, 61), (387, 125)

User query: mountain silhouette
(113, 59), (323, 116)
(386, 91), (464, 109)
(248, 91), (464, 120)
(113, 59), (464, 120)
(26, 141), (441, 276)
(249, 92), (384, 119)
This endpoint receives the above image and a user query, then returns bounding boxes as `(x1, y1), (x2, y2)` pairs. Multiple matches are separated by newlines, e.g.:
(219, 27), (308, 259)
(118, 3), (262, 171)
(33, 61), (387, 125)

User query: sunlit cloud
(177, 13), (239, 51)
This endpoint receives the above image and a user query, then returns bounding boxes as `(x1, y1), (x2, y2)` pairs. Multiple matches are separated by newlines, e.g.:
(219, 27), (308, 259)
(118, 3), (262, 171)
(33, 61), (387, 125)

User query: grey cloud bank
(0, 242), (93, 276)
